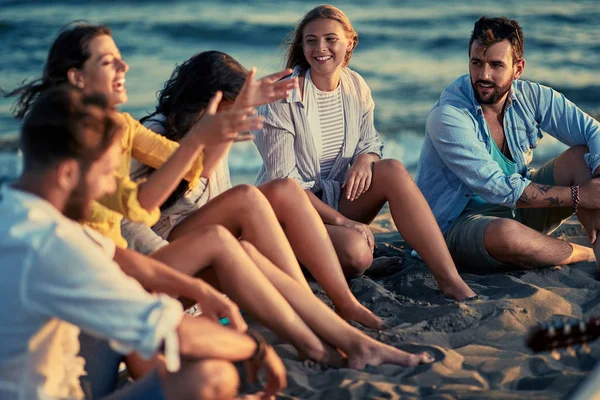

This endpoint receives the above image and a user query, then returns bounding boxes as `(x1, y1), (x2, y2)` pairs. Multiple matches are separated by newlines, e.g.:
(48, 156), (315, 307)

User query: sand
(244, 211), (600, 399)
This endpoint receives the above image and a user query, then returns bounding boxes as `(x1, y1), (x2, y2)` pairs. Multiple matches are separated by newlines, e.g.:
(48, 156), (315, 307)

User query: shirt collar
(468, 78), (519, 115)
(1, 183), (66, 220)
(283, 66), (305, 104)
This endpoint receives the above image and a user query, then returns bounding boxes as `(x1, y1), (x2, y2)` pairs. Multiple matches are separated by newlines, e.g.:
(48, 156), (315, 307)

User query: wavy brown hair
(3, 22), (111, 120)
(284, 5), (358, 70)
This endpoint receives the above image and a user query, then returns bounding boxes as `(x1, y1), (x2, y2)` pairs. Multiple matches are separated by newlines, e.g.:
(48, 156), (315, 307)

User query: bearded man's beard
(63, 180), (90, 221)
(472, 78), (513, 105)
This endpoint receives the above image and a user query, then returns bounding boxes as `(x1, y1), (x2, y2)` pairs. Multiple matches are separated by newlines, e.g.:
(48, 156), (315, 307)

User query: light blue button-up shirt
(416, 74), (600, 234)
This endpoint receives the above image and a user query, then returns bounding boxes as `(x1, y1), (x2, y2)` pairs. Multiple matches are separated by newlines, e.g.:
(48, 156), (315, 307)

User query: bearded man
(416, 16), (600, 271)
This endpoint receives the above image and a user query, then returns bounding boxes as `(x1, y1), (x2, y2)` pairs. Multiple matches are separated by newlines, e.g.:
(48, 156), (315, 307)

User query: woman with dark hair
(254, 5), (477, 300)
(126, 50), (385, 330)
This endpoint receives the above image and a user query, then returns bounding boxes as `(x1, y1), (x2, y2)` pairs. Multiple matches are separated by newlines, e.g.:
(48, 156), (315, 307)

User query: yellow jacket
(84, 112), (204, 248)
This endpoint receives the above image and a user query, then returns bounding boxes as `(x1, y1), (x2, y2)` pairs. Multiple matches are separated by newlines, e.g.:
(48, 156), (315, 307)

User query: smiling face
(469, 39), (524, 105)
(69, 35), (129, 107)
(302, 18), (353, 78)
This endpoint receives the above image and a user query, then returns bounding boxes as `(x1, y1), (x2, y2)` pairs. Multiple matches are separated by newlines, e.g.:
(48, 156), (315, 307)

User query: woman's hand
(234, 67), (298, 109)
(188, 91), (261, 147)
(343, 153), (375, 201)
(193, 280), (247, 332)
(339, 217), (374, 253)
(244, 346), (287, 400)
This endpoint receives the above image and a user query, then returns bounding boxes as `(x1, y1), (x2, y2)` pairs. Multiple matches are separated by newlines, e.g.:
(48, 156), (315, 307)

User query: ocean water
(1, 0), (599, 180)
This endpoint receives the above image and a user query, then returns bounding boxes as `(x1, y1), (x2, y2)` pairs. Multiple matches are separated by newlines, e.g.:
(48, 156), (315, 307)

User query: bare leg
(258, 178), (382, 329)
(324, 224), (373, 277)
(339, 159), (475, 300)
(484, 146), (596, 268)
(484, 218), (592, 267)
(238, 241), (434, 368)
(151, 225), (339, 365)
(169, 184), (309, 289)
(553, 146), (599, 267)
(168, 182), (381, 329)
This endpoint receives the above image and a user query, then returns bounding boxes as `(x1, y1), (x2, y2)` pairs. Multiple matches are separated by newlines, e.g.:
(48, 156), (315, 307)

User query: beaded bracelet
(571, 184), (580, 213)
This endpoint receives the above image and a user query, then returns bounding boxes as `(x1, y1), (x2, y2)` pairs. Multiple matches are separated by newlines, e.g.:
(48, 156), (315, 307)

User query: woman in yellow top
(7, 23), (434, 371)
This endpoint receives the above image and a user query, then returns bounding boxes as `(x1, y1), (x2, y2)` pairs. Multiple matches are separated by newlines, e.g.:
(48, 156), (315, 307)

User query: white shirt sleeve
(21, 221), (183, 371)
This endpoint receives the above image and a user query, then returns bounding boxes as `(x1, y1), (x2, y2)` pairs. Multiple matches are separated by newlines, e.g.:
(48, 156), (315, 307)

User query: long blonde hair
(284, 5), (358, 70)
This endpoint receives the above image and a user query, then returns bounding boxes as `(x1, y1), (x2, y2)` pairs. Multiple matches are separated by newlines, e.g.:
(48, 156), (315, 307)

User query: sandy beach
(243, 209), (600, 399)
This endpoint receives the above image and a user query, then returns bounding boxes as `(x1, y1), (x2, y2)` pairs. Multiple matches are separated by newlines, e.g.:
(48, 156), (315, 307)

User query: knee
(485, 218), (528, 257)
(230, 184), (270, 210)
(187, 360), (239, 400)
(376, 159), (411, 181)
(338, 240), (373, 278)
(201, 224), (238, 247)
(567, 145), (589, 159)
(260, 178), (303, 210)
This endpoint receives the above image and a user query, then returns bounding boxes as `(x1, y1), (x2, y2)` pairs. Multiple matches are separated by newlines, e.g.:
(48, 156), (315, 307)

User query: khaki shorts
(445, 158), (574, 270)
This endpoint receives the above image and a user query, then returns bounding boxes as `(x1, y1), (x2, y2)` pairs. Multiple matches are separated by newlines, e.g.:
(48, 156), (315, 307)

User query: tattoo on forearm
(545, 196), (562, 207)
(534, 184), (551, 195)
(517, 190), (537, 206)
(517, 183), (564, 207)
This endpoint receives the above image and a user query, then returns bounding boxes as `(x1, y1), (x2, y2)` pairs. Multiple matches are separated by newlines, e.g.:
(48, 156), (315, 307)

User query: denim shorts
(79, 332), (166, 400)
(444, 157), (574, 270)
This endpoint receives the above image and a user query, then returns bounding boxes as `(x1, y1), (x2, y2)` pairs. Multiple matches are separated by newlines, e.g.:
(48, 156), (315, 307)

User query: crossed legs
(483, 146), (596, 268)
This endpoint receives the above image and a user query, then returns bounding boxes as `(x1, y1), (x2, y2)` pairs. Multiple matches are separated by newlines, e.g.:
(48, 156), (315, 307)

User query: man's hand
(194, 280), (247, 332)
(579, 178), (600, 210)
(189, 91), (261, 146)
(343, 153), (375, 201)
(339, 217), (374, 253)
(244, 346), (287, 399)
(234, 67), (298, 109)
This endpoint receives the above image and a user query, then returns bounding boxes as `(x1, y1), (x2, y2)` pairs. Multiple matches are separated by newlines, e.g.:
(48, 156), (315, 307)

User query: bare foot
(346, 339), (434, 369)
(298, 342), (346, 368)
(336, 302), (383, 330)
(439, 279), (477, 301)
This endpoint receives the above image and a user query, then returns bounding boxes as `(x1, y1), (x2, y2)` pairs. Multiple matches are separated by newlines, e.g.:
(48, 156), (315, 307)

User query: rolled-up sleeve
(529, 83), (600, 173)
(353, 83), (383, 162)
(428, 105), (530, 208)
(22, 227), (183, 371)
(255, 103), (315, 189)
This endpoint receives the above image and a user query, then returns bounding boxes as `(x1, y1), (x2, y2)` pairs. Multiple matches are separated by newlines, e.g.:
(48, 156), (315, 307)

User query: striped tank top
(315, 84), (345, 179)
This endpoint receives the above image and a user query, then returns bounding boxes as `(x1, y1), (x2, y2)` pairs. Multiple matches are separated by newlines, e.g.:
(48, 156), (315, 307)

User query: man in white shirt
(0, 85), (285, 400)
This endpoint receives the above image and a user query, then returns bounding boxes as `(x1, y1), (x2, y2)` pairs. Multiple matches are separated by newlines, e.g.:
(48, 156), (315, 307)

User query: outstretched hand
(189, 91), (261, 146)
(234, 67), (298, 109)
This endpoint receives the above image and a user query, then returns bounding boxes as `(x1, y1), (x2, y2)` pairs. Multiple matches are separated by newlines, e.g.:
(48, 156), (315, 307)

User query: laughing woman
(254, 5), (476, 300)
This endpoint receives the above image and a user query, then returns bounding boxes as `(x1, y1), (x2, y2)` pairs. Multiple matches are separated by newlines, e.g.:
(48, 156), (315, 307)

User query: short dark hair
(4, 22), (111, 120)
(20, 85), (119, 173)
(469, 16), (524, 63)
